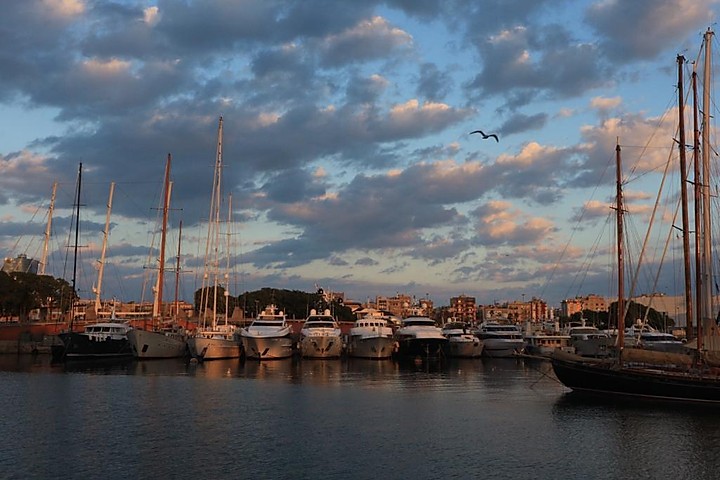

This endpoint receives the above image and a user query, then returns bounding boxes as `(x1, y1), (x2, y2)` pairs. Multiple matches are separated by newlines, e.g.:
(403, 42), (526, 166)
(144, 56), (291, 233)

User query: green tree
(0, 272), (74, 320)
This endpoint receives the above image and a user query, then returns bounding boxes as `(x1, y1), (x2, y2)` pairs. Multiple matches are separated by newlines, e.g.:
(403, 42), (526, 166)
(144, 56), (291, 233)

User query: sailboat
(52, 164), (134, 361)
(187, 117), (243, 360)
(552, 31), (720, 403)
(127, 154), (189, 359)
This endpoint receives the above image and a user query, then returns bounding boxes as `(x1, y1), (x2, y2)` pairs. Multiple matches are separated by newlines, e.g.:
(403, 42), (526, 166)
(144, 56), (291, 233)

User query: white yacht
(240, 305), (294, 360)
(441, 321), (483, 358)
(347, 315), (396, 359)
(128, 323), (188, 359)
(188, 322), (242, 360)
(625, 323), (687, 353)
(299, 309), (343, 358)
(566, 322), (611, 358)
(475, 321), (525, 358)
(188, 117), (244, 361)
(394, 316), (448, 359)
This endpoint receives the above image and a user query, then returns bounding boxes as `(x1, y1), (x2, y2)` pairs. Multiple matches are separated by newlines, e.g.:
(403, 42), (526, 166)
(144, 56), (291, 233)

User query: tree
(0, 272), (74, 321)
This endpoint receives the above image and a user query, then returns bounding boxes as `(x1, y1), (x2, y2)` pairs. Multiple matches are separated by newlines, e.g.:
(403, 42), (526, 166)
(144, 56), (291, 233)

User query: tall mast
(615, 141), (625, 350)
(201, 116), (223, 329)
(677, 55), (694, 339)
(700, 28), (714, 335)
(94, 181), (115, 315)
(224, 193), (232, 326)
(174, 220), (182, 322)
(153, 154), (172, 324)
(70, 163), (82, 330)
(692, 65), (703, 349)
(40, 181), (57, 276)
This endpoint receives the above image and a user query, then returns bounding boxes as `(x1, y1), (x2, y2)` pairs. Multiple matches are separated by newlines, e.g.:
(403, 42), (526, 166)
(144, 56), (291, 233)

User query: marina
(2, 354), (720, 479)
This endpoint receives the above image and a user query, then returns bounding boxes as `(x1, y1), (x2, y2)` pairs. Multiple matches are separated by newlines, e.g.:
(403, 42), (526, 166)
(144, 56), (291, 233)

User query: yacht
(299, 309), (343, 358)
(394, 316), (447, 359)
(566, 322), (611, 358)
(523, 332), (574, 357)
(188, 322), (242, 360)
(347, 315), (396, 359)
(441, 321), (483, 358)
(625, 323), (688, 353)
(240, 305), (294, 360)
(475, 321), (525, 358)
(128, 324), (188, 359)
(52, 320), (134, 361)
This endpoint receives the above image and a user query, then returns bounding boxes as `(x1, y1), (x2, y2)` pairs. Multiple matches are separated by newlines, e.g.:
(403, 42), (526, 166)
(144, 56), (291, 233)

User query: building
(561, 294), (607, 318)
(450, 295), (476, 322)
(2, 254), (39, 274)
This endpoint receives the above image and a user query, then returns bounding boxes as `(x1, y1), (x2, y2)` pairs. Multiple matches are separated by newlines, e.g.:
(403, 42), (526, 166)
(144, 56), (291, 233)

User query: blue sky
(1, 0), (718, 309)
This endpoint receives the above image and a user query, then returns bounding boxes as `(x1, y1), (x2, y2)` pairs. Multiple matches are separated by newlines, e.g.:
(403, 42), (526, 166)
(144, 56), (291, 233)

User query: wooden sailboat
(187, 117), (243, 360)
(551, 30), (720, 403)
(127, 154), (189, 359)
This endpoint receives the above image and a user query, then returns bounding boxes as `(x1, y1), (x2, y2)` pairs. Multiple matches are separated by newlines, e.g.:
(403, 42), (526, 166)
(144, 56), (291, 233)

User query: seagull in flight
(470, 130), (499, 142)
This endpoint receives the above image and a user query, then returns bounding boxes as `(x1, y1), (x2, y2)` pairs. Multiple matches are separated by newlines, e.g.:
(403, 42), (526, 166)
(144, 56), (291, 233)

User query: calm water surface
(1, 355), (719, 479)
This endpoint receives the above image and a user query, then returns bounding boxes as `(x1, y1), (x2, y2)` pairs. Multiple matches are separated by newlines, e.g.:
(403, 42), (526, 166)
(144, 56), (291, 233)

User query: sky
(1, 0), (719, 310)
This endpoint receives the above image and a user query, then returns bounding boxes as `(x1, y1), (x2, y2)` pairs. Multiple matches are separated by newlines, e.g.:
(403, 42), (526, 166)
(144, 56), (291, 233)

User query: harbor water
(2, 355), (720, 479)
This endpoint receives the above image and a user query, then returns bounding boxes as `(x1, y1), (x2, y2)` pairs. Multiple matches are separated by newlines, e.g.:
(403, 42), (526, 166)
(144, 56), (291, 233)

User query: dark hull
(52, 332), (133, 361)
(395, 338), (447, 359)
(551, 353), (720, 403)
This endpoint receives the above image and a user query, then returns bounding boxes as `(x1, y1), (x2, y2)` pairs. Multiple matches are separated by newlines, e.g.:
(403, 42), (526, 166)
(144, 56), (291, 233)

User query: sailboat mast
(224, 193), (232, 326)
(212, 119), (223, 329)
(94, 182), (115, 315)
(677, 55), (694, 339)
(174, 220), (183, 321)
(154, 154), (172, 323)
(616, 141), (625, 349)
(692, 66), (703, 349)
(201, 116), (224, 329)
(700, 28), (714, 333)
(40, 181), (57, 276)
(70, 163), (82, 330)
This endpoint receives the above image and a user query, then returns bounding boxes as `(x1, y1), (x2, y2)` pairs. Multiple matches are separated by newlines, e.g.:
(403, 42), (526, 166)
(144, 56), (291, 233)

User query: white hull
(347, 336), (396, 359)
(242, 335), (294, 360)
(445, 338), (483, 358)
(188, 335), (242, 360)
(300, 335), (343, 358)
(481, 339), (525, 358)
(127, 328), (187, 359)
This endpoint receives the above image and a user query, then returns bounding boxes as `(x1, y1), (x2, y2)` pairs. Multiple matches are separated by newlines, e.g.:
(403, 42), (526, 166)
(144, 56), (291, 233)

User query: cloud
(471, 200), (556, 246)
(586, 0), (716, 62)
(319, 16), (414, 67)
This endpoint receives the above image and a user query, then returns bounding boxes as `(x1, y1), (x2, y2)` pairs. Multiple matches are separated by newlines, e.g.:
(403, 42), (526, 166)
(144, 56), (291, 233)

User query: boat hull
(551, 351), (720, 403)
(300, 335), (343, 358)
(444, 338), (483, 358)
(481, 339), (525, 358)
(347, 336), (396, 359)
(188, 336), (242, 360)
(52, 332), (133, 360)
(241, 335), (294, 360)
(127, 329), (188, 359)
(395, 338), (447, 359)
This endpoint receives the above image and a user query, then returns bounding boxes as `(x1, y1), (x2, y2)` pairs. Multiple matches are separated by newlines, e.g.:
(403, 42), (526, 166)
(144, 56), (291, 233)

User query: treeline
(194, 286), (355, 321)
(0, 271), (75, 320)
(568, 300), (675, 331)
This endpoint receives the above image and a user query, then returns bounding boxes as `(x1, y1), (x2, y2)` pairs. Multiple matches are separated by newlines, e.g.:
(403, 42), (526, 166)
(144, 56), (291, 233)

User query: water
(2, 355), (720, 480)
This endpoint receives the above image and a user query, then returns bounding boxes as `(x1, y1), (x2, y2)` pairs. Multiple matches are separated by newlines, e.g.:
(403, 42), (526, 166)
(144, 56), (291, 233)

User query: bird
(470, 130), (499, 142)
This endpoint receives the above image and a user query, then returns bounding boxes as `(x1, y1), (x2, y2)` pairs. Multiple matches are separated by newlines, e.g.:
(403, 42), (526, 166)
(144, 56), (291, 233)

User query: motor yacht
(299, 309), (343, 358)
(441, 321), (482, 358)
(394, 316), (447, 359)
(240, 305), (294, 360)
(347, 315), (396, 359)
